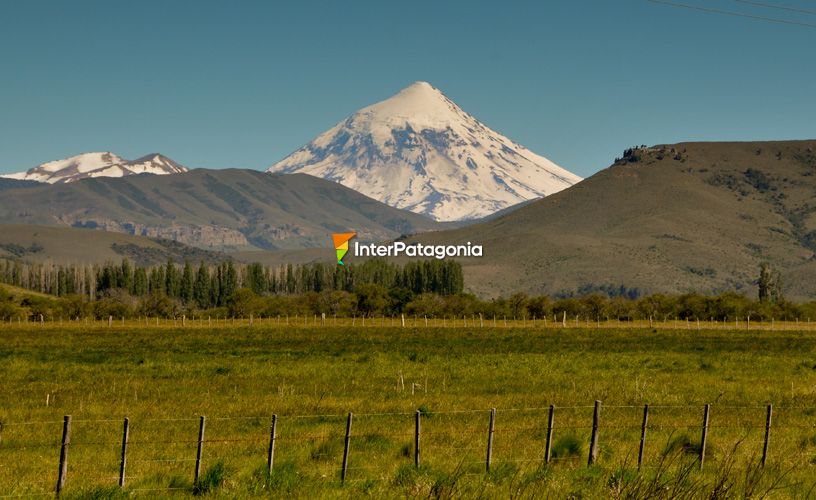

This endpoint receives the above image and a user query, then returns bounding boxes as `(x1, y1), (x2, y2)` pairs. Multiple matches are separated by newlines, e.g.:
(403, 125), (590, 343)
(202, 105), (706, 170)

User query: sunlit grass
(1, 323), (816, 497)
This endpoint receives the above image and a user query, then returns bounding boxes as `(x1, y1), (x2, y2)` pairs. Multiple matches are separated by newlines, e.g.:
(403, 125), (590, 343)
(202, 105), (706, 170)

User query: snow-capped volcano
(268, 81), (581, 221)
(2, 152), (188, 184)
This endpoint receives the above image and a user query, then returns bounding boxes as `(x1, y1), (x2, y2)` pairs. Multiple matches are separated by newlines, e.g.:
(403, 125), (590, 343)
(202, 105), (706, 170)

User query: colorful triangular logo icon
(332, 232), (356, 265)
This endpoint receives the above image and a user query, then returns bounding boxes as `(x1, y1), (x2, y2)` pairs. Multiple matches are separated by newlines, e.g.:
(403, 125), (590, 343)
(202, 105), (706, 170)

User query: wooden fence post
(545, 405), (555, 464)
(119, 417), (129, 487)
(699, 404), (710, 470)
(588, 401), (601, 466)
(55, 415), (72, 495)
(195, 416), (206, 483)
(762, 404), (772, 466)
(415, 410), (421, 467)
(268, 414), (277, 474)
(486, 408), (496, 472)
(638, 404), (649, 470)
(341, 412), (353, 482)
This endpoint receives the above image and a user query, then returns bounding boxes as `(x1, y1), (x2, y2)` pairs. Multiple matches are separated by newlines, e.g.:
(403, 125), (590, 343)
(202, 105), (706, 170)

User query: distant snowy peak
(124, 153), (188, 176)
(268, 81), (582, 221)
(2, 152), (188, 184)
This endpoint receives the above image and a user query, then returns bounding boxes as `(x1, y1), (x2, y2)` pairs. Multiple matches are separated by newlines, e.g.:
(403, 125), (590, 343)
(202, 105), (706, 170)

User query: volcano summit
(269, 82), (581, 221)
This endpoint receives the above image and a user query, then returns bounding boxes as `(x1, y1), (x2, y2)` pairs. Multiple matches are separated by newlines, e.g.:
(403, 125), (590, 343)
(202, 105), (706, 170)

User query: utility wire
(732, 0), (816, 16)
(646, 0), (816, 28)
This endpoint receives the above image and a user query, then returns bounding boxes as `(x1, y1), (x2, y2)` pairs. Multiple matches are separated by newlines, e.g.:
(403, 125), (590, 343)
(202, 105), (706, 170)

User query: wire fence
(2, 402), (816, 496)
(2, 314), (816, 331)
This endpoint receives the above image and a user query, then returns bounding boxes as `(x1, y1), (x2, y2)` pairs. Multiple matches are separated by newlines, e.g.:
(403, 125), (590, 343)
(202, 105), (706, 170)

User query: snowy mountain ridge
(268, 81), (582, 221)
(2, 152), (188, 184)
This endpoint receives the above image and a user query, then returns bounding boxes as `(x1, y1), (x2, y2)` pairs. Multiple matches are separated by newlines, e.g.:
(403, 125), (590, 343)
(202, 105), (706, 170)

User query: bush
(227, 288), (264, 318)
(355, 283), (389, 316)
(551, 434), (583, 459)
(92, 290), (136, 319)
(0, 300), (21, 320)
(138, 293), (180, 318)
(56, 294), (91, 319)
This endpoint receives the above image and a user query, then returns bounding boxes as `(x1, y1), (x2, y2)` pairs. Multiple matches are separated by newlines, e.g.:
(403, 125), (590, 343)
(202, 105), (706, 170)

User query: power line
(646, 0), (816, 28)
(732, 0), (816, 16)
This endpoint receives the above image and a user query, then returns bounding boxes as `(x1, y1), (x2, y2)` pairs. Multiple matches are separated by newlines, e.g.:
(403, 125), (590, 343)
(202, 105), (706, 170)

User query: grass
(1, 323), (816, 497)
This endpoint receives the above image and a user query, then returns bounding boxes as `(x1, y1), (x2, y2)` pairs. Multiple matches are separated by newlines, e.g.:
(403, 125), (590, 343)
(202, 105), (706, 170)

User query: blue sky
(0, 0), (813, 178)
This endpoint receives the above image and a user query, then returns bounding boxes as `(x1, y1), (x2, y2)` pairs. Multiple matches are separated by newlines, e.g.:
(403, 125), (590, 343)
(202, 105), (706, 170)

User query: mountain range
(2, 140), (815, 299)
(268, 81), (581, 221)
(2, 82), (580, 222)
(0, 169), (445, 252)
(1, 152), (188, 184)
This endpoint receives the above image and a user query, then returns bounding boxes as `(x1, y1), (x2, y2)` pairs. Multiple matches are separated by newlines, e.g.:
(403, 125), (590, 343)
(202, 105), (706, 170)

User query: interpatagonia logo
(332, 232), (357, 265)
(332, 231), (482, 264)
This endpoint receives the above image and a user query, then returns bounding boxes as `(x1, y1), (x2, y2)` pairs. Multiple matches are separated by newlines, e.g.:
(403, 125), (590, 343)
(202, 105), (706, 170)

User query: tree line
(0, 257), (463, 306)
(1, 258), (808, 323)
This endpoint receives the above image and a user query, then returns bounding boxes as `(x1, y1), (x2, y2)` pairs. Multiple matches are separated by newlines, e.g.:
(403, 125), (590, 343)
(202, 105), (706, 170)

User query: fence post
(415, 410), (421, 467)
(588, 400), (601, 466)
(341, 412), (353, 482)
(638, 404), (649, 470)
(119, 417), (129, 487)
(56, 415), (71, 495)
(195, 416), (206, 483)
(268, 414), (277, 473)
(762, 404), (772, 466)
(486, 408), (496, 473)
(700, 404), (710, 470)
(545, 405), (555, 463)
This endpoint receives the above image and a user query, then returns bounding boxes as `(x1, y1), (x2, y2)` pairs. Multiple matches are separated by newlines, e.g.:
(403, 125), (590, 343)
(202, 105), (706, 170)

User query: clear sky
(0, 0), (813, 178)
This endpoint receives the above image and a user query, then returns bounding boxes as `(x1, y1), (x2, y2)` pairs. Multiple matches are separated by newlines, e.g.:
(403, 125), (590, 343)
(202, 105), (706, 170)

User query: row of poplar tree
(0, 258), (464, 308)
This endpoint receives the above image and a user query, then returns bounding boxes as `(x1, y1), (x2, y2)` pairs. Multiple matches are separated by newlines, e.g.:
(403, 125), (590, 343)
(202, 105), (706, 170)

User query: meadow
(2, 320), (816, 498)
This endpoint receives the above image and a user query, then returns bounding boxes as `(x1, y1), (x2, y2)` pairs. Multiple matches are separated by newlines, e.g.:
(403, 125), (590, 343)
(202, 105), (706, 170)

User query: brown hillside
(410, 140), (816, 300)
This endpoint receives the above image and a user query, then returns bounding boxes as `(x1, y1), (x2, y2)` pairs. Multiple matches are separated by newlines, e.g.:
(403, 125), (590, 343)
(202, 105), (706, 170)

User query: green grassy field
(2, 322), (816, 498)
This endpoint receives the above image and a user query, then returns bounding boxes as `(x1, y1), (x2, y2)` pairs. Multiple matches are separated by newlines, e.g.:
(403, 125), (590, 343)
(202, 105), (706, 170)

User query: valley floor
(1, 324), (815, 498)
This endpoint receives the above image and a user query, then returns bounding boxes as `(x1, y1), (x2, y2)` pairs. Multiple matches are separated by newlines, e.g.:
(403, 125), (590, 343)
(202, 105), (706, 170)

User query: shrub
(551, 434), (583, 459)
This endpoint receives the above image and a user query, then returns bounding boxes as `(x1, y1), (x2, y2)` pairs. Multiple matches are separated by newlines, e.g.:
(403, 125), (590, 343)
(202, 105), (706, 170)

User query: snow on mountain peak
(268, 82), (582, 221)
(1, 152), (189, 184)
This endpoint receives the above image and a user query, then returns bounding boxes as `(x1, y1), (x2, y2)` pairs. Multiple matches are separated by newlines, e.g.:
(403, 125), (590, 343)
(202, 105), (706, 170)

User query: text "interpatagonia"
(354, 241), (482, 260)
